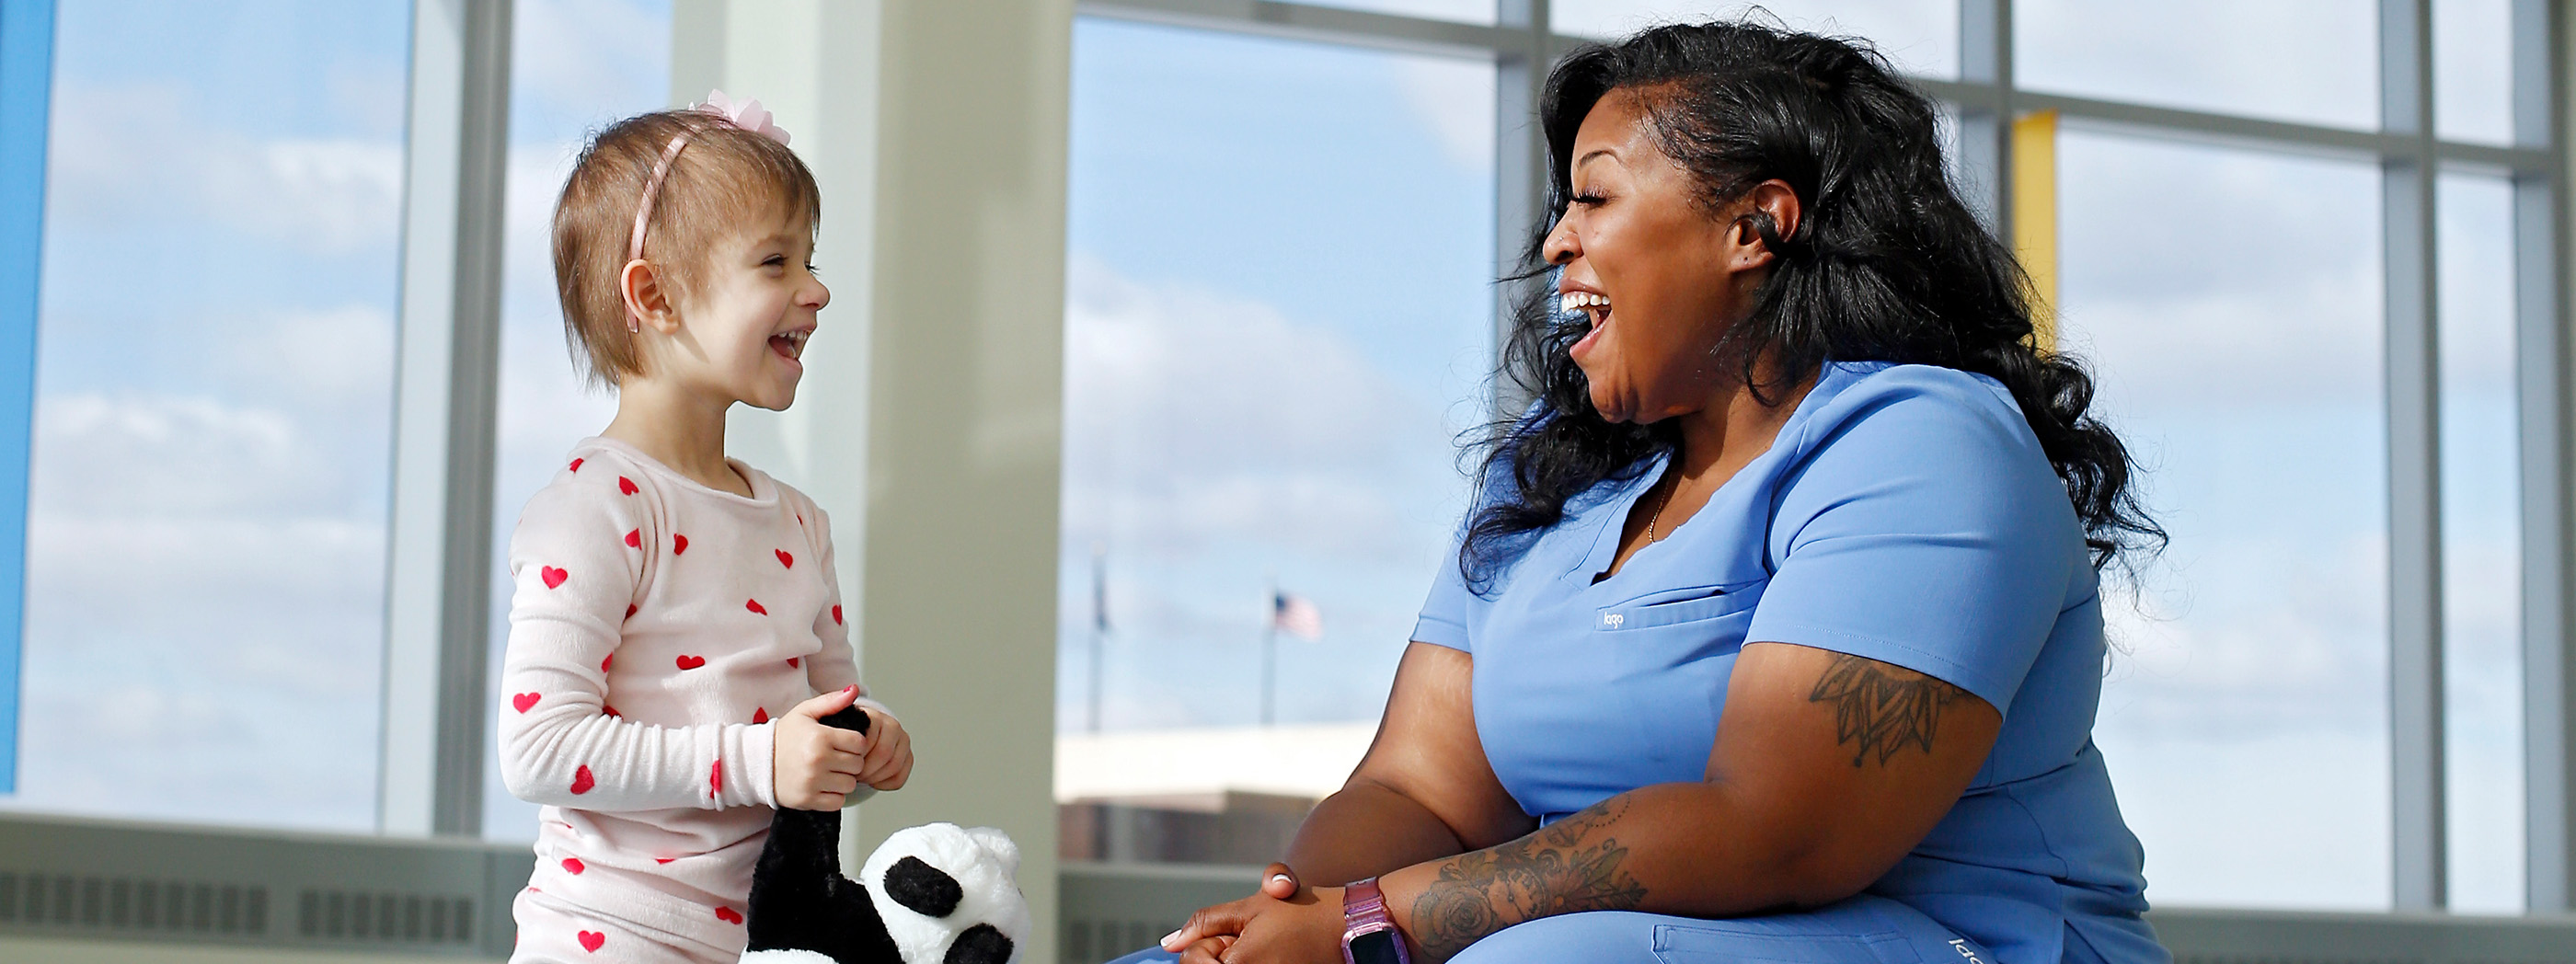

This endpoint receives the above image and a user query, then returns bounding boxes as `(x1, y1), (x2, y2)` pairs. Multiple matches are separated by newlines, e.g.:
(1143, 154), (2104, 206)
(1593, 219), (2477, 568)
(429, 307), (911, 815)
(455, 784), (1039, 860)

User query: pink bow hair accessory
(696, 89), (790, 146)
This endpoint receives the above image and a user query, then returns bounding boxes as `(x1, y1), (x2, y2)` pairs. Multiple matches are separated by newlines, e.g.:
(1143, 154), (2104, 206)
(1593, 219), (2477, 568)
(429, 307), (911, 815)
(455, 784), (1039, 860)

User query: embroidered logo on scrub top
(1601, 613), (1626, 629)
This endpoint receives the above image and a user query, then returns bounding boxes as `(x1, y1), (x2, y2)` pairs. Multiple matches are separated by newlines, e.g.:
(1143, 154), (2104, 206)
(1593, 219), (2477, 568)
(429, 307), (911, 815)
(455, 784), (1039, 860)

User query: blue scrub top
(1412, 362), (2164, 964)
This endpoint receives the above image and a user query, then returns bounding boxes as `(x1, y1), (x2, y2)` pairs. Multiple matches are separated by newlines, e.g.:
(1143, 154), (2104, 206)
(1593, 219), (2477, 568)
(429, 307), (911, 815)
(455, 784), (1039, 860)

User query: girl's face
(664, 207), (830, 411)
(1542, 90), (1781, 424)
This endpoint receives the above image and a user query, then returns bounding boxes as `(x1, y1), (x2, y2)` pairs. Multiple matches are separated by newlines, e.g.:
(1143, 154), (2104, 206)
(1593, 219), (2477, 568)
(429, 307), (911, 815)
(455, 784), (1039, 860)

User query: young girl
(497, 93), (913, 964)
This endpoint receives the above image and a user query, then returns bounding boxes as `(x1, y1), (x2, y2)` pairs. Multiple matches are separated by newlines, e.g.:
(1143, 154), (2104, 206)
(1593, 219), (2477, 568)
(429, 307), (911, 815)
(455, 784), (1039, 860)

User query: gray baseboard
(8, 818), (2576, 964)
(0, 812), (533, 958)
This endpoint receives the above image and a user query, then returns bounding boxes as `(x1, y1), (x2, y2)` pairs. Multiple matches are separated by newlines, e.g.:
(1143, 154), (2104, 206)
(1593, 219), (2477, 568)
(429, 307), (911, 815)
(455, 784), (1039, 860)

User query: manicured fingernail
(1160, 929), (1182, 947)
(1271, 874), (1292, 886)
(843, 684), (856, 694)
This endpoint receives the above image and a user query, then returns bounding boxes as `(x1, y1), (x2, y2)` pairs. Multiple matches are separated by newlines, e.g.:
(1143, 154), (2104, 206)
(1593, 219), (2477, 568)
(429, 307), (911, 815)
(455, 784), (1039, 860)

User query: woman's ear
(619, 258), (681, 334)
(1729, 179), (1802, 270)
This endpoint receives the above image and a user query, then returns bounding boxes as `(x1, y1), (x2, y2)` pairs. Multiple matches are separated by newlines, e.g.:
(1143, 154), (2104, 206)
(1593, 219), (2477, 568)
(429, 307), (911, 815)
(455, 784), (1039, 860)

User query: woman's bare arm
(1281, 641), (1536, 888)
(1376, 641), (2002, 961)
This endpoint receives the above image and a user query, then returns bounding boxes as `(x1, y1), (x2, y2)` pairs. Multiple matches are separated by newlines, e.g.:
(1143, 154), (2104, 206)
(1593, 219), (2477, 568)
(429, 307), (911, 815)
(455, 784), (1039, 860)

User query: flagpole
(1262, 575), (1277, 728)
(1089, 542), (1106, 733)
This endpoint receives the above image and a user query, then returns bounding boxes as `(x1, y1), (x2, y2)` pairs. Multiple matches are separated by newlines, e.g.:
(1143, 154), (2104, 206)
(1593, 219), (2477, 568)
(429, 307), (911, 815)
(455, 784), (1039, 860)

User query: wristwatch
(1340, 878), (1412, 964)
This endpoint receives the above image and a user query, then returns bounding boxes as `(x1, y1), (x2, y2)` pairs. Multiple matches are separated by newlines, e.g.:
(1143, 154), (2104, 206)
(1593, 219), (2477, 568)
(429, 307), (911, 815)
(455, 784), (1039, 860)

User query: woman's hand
(1161, 883), (1346, 964)
(773, 686), (868, 809)
(1260, 862), (1301, 900)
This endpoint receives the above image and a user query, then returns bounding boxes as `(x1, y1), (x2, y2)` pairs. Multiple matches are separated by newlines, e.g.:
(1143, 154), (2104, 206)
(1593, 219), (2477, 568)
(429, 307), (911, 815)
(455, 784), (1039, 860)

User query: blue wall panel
(0, 0), (55, 794)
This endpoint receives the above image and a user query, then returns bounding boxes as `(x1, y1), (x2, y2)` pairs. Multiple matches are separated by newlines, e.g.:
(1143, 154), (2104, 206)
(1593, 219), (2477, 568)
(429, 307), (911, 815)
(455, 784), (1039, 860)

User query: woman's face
(1544, 89), (1786, 424)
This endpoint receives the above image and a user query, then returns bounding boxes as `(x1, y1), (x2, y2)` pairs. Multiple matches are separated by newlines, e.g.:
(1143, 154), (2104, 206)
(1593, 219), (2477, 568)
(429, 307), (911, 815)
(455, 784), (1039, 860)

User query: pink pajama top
(497, 437), (882, 957)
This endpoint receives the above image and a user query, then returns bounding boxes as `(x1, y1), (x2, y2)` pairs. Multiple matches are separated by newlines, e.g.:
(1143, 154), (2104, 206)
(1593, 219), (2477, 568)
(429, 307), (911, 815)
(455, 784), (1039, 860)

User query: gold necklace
(1645, 475), (1677, 544)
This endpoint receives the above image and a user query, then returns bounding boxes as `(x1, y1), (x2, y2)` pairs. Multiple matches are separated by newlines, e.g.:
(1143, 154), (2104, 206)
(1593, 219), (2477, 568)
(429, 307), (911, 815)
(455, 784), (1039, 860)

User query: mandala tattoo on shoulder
(1808, 652), (1967, 767)
(1407, 798), (1650, 960)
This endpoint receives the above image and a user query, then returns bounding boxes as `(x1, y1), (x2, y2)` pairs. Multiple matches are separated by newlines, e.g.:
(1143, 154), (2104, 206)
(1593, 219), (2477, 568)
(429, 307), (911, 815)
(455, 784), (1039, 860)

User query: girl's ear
(619, 258), (681, 334)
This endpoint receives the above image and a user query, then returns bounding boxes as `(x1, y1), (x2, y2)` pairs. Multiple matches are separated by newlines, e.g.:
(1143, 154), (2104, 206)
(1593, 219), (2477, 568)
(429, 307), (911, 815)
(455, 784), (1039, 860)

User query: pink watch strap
(1341, 878), (1411, 964)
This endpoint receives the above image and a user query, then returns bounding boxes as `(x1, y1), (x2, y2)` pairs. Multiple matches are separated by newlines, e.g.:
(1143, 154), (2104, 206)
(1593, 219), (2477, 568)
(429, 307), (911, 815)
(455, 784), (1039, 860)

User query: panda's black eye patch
(944, 923), (1013, 964)
(885, 855), (964, 917)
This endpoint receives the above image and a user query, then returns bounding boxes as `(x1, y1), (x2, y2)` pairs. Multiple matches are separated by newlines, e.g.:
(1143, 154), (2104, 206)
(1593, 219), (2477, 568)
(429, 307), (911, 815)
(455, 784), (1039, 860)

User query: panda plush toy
(742, 707), (1031, 964)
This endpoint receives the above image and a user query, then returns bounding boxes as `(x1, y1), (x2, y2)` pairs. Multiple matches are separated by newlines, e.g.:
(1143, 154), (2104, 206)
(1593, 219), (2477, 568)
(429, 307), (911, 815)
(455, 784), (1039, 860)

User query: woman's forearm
(1283, 778), (1476, 888)
(1376, 783), (1823, 962)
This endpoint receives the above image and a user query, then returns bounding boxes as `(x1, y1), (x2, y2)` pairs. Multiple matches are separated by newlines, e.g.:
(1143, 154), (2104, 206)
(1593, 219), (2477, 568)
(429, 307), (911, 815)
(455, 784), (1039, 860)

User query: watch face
(1348, 929), (1407, 964)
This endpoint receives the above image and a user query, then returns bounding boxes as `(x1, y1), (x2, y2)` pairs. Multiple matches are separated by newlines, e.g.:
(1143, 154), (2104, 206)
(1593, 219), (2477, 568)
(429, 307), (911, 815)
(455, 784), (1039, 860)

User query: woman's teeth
(1559, 292), (1611, 315)
(769, 330), (808, 359)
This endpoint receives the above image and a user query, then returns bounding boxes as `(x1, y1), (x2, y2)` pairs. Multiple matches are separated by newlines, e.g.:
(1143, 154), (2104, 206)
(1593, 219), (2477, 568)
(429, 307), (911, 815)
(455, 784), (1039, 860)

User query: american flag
(1272, 591), (1323, 640)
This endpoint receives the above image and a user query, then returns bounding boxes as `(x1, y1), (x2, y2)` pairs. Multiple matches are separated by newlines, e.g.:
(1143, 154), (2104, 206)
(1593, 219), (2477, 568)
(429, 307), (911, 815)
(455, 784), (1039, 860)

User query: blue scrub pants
(1100, 894), (1998, 964)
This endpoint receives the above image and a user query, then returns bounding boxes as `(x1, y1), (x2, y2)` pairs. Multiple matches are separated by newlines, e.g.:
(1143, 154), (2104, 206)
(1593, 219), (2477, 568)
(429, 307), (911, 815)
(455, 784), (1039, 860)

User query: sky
(0, 0), (2540, 919)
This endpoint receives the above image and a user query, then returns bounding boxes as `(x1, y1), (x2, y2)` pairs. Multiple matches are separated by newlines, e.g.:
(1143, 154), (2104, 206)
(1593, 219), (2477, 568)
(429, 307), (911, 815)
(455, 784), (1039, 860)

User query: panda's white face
(858, 822), (1030, 964)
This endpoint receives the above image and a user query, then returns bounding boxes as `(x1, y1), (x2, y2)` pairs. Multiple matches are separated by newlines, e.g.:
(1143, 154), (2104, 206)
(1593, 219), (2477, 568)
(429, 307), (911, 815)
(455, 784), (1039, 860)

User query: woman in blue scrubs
(1125, 20), (2167, 964)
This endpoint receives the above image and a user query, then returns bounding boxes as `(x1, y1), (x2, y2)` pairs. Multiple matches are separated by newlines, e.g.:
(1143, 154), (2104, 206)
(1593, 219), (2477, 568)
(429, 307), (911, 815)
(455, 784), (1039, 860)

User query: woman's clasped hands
(1159, 863), (1360, 964)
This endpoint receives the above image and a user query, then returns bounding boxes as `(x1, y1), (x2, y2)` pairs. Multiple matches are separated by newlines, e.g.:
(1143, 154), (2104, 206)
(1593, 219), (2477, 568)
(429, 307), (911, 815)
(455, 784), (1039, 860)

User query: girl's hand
(855, 707), (914, 790)
(774, 686), (868, 809)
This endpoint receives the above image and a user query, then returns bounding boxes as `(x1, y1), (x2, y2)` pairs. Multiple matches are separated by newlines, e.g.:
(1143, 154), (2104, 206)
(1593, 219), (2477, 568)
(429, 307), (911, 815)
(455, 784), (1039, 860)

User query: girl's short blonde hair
(551, 109), (822, 385)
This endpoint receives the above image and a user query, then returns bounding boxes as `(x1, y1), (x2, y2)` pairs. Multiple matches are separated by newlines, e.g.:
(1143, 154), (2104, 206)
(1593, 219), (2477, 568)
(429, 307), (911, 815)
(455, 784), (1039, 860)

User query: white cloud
(512, 0), (671, 125)
(1396, 58), (1496, 172)
(2056, 130), (2385, 413)
(2017, 0), (2380, 130)
(1556, 1), (1959, 77)
(1056, 257), (1472, 730)
(46, 83), (401, 256)
(1062, 254), (1462, 563)
(16, 299), (400, 830)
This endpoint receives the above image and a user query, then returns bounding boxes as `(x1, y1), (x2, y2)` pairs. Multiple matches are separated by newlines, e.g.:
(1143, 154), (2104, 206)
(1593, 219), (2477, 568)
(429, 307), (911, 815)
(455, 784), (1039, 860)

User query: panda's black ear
(884, 855), (963, 917)
(944, 923), (1013, 964)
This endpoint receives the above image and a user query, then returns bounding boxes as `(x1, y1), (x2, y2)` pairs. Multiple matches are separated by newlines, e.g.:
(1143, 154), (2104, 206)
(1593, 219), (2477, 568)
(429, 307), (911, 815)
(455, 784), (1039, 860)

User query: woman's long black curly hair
(1462, 18), (2161, 586)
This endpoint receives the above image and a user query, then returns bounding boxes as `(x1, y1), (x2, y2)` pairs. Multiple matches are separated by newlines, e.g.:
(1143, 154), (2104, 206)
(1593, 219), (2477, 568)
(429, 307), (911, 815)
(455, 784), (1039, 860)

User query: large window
(2063, 134), (2391, 907)
(1055, 18), (1496, 846)
(2, 0), (409, 832)
(479, 0), (671, 844)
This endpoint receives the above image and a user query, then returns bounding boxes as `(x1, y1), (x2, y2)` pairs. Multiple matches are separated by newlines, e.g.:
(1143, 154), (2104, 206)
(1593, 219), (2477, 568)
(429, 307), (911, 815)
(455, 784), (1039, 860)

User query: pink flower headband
(626, 90), (794, 330)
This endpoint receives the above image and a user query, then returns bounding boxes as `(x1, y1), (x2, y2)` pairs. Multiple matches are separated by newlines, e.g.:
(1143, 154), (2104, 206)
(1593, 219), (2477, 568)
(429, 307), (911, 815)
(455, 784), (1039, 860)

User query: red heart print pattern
(578, 930), (605, 953)
(787, 657), (799, 668)
(716, 906), (744, 924)
(832, 604), (843, 625)
(776, 549), (794, 568)
(512, 693), (540, 714)
(752, 707), (769, 724)
(540, 567), (568, 590)
(675, 655), (707, 671)
(618, 476), (638, 495)
(569, 457), (583, 473)
(569, 765), (595, 795)
(745, 599), (767, 615)
(624, 529), (640, 548)
(561, 857), (585, 875)
(709, 760), (724, 796)
(673, 534), (688, 555)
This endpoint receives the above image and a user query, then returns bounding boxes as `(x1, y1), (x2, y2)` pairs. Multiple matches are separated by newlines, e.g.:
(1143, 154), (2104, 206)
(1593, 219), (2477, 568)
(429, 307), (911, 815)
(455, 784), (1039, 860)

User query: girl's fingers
(828, 729), (871, 756)
(864, 748), (913, 791)
(788, 685), (861, 720)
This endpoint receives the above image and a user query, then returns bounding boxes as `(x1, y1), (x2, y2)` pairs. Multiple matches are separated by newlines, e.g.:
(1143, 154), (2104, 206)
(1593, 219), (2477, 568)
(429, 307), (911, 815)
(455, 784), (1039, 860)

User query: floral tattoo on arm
(1807, 652), (1966, 767)
(1406, 797), (1649, 960)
